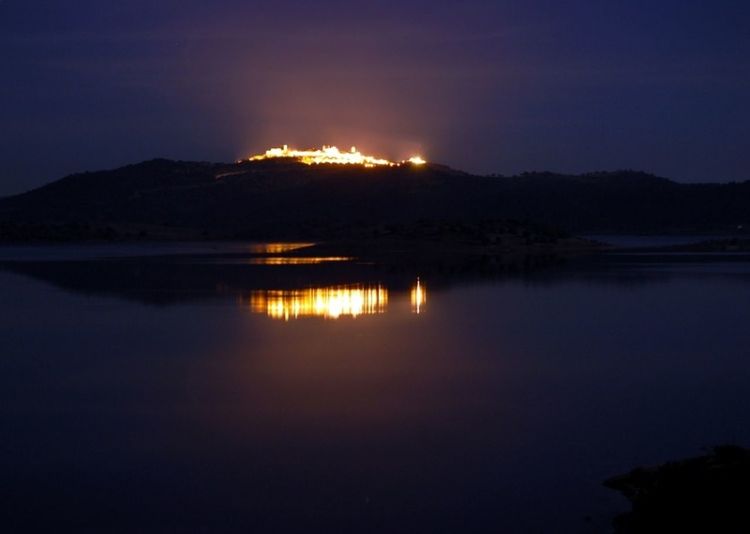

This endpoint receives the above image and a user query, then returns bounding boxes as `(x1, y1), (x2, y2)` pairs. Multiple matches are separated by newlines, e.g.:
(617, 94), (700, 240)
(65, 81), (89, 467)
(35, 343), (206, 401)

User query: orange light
(245, 256), (352, 265)
(245, 145), (426, 168)
(247, 285), (388, 320)
(410, 278), (427, 314)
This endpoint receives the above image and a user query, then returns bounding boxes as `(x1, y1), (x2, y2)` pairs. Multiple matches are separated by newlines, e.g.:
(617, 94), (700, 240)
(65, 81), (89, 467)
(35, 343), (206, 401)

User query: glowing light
(250, 243), (314, 254)
(246, 256), (352, 265)
(410, 278), (427, 314)
(244, 145), (427, 168)
(246, 285), (388, 320)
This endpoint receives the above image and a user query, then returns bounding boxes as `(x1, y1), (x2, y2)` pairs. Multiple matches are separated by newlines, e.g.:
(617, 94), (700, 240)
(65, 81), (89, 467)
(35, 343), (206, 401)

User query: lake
(1, 241), (749, 532)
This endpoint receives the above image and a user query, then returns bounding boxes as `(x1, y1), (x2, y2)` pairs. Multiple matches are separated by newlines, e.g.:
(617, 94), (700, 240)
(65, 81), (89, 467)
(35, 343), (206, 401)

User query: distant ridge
(0, 158), (748, 240)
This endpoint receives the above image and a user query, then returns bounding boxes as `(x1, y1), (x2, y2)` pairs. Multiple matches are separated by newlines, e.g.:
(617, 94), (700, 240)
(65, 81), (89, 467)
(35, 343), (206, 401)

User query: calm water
(1, 242), (750, 533)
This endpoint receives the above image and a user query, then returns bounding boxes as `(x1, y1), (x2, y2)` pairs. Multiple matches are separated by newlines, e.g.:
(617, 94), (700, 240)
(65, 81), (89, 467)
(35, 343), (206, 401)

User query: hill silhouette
(0, 158), (748, 240)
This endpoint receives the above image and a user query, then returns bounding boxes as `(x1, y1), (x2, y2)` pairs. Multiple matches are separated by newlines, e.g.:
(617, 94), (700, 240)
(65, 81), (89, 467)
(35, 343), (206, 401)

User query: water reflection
(246, 285), (388, 320)
(246, 256), (352, 265)
(248, 242), (314, 254)
(411, 278), (427, 314)
(3, 244), (750, 533)
(246, 279), (428, 320)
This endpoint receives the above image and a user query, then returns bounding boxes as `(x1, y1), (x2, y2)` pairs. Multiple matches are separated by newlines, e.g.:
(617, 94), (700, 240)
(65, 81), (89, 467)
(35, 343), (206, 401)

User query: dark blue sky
(1, 0), (748, 195)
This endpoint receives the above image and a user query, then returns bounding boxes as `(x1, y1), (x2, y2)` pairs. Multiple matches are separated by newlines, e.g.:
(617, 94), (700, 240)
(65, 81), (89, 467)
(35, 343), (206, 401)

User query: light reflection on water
(245, 281), (426, 320)
(246, 285), (389, 320)
(248, 242), (315, 254)
(0, 242), (318, 262)
(411, 278), (426, 314)
(245, 256), (352, 265)
(3, 243), (750, 533)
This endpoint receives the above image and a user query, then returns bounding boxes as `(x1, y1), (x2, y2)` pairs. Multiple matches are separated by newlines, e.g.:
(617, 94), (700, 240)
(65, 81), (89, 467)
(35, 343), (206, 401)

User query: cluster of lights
(245, 280), (428, 320)
(248, 285), (389, 320)
(245, 145), (426, 168)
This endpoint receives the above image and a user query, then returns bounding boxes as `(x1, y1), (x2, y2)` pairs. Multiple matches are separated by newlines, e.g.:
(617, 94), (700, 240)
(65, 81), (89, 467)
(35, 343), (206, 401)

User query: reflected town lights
(244, 279), (427, 320)
(244, 145), (426, 168)
(245, 256), (352, 265)
(251, 243), (314, 254)
(411, 278), (427, 314)
(247, 285), (388, 320)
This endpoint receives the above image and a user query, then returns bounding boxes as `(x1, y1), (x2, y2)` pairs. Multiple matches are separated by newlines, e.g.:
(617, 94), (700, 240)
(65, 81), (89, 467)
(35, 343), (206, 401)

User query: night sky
(1, 0), (748, 195)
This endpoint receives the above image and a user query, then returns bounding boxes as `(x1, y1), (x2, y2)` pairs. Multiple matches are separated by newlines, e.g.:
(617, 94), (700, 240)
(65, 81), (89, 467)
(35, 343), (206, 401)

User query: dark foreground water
(1, 242), (749, 533)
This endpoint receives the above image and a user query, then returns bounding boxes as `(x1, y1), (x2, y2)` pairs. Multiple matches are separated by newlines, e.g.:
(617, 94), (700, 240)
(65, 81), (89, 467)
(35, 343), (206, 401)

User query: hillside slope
(0, 159), (748, 239)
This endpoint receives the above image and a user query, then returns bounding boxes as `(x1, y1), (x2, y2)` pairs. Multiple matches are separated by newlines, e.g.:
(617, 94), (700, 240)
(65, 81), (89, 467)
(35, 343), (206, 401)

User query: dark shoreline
(605, 446), (750, 533)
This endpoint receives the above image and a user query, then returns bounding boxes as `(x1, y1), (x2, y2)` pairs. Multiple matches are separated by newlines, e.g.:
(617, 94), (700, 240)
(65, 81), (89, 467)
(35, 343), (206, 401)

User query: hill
(0, 159), (748, 240)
